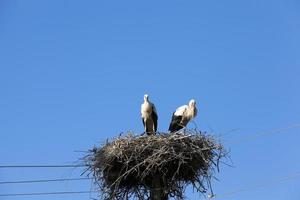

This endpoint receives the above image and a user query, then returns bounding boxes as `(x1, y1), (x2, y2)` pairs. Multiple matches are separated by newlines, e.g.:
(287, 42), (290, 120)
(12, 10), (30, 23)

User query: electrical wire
(1, 171), (300, 197)
(0, 191), (97, 197)
(211, 171), (300, 199)
(0, 164), (86, 168)
(230, 123), (300, 145)
(0, 177), (92, 185)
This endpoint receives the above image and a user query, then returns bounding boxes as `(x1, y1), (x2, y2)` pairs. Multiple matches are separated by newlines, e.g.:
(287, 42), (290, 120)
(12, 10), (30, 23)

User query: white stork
(168, 99), (197, 132)
(141, 94), (158, 135)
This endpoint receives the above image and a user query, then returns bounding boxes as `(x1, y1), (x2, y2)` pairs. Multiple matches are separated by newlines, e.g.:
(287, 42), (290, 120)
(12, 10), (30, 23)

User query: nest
(83, 130), (227, 200)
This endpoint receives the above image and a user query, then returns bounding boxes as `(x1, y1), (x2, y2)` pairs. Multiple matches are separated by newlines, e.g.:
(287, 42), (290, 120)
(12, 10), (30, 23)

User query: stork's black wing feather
(151, 110), (158, 132)
(168, 113), (183, 132)
(142, 117), (145, 128)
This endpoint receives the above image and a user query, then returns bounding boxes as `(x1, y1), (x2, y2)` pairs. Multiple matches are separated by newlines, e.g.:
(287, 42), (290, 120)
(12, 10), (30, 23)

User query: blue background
(0, 0), (300, 199)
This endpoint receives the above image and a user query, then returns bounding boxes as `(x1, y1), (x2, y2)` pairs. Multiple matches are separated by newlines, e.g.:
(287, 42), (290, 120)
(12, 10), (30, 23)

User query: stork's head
(144, 94), (149, 102)
(189, 99), (196, 107)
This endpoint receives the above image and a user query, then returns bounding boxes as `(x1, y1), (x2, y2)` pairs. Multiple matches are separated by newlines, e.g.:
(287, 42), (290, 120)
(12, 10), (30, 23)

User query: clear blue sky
(0, 0), (300, 199)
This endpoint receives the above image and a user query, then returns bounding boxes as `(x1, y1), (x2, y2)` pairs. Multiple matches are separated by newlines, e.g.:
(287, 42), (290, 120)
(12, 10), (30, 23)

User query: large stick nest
(84, 130), (227, 200)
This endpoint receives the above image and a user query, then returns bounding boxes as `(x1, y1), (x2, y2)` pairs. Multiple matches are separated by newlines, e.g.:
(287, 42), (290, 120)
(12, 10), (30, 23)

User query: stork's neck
(187, 106), (196, 119)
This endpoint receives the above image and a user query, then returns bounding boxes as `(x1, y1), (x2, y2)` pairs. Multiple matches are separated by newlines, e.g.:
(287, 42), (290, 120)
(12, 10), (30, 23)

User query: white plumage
(168, 99), (197, 132)
(141, 94), (158, 135)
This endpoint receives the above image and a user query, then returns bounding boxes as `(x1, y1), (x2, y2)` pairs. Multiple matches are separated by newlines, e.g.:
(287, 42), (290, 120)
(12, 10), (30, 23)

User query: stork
(141, 94), (158, 135)
(168, 99), (197, 132)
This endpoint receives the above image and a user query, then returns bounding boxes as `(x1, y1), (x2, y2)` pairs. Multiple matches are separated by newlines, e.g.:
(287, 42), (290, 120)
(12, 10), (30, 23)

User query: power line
(0, 191), (97, 197)
(1, 172), (300, 197)
(0, 177), (92, 185)
(212, 171), (300, 199)
(2, 172), (300, 197)
(0, 164), (87, 169)
(221, 123), (300, 144)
